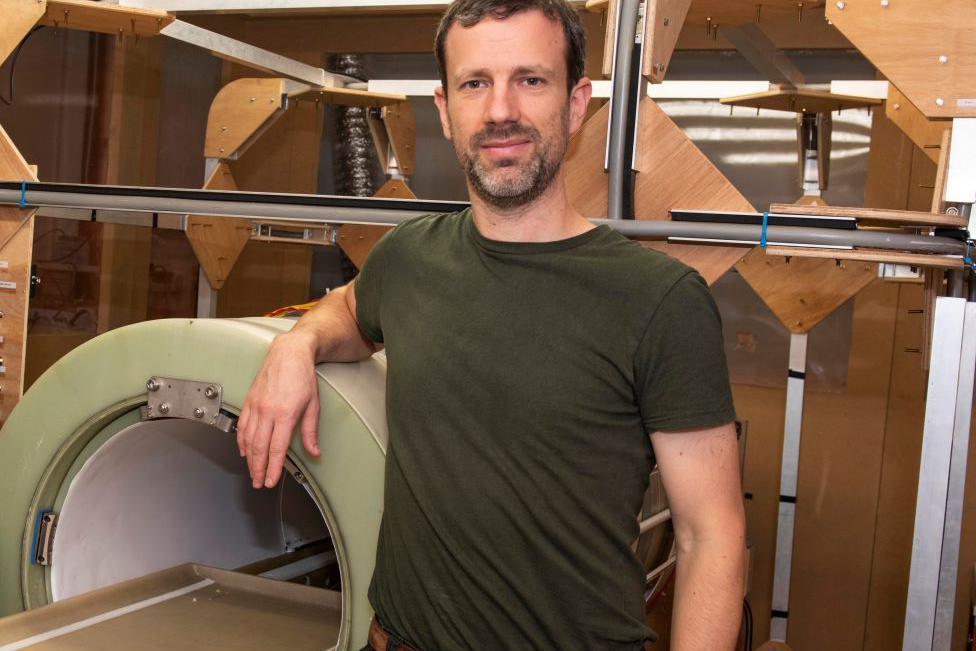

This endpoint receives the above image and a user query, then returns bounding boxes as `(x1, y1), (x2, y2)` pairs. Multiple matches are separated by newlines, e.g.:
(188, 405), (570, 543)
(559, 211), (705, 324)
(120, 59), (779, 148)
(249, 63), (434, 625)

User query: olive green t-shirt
(356, 209), (734, 650)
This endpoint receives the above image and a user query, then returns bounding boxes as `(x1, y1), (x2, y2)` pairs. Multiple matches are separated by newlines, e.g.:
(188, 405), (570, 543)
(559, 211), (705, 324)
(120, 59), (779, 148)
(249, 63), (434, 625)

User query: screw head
(663, 17), (670, 25)
(204, 385), (219, 399)
(939, 55), (948, 64)
(936, 97), (945, 107)
(159, 402), (171, 415)
(880, 0), (889, 6)
(193, 407), (205, 419)
(147, 378), (160, 391)
(835, 1), (845, 8)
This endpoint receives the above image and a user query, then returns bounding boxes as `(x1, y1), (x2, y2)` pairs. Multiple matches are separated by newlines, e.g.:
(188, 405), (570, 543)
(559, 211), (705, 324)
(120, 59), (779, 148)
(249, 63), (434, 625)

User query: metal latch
(32, 510), (58, 566)
(141, 376), (236, 433)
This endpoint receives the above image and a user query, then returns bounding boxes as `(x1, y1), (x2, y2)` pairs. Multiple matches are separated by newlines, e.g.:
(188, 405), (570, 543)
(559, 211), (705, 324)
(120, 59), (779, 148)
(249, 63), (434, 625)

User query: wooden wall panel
(216, 241), (312, 318)
(861, 283), (926, 651)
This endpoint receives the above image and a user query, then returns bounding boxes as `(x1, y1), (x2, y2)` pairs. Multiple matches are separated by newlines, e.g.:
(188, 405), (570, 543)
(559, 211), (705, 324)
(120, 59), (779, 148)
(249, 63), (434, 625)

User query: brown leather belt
(368, 616), (419, 651)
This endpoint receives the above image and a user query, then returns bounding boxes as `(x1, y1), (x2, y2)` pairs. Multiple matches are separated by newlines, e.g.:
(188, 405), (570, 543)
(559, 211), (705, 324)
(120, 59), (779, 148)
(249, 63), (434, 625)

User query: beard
(453, 110), (569, 210)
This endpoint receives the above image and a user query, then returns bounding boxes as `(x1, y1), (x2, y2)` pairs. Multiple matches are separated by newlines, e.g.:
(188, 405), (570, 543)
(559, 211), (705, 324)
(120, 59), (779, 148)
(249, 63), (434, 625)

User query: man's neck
(468, 175), (594, 243)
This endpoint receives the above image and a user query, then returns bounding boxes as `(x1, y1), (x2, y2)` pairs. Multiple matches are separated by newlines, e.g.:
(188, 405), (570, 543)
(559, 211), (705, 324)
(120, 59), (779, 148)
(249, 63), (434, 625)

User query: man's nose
(485, 83), (520, 124)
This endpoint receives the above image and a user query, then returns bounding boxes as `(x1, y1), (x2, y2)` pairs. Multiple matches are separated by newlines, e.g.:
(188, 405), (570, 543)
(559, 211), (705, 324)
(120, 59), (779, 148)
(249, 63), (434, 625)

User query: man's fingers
(237, 403), (251, 457)
(300, 397), (321, 457)
(264, 419), (295, 488)
(246, 412), (275, 489)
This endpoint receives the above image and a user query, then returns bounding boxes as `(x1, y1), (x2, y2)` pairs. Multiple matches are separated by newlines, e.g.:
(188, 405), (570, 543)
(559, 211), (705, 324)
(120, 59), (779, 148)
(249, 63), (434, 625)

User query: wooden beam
(721, 89), (880, 113)
(763, 246), (964, 269)
(565, 97), (753, 284)
(0, 126), (37, 424)
(768, 202), (967, 229)
(334, 180), (413, 270)
(40, 0), (173, 36)
(185, 162), (251, 290)
(642, 0), (692, 83)
(825, 0), (976, 119)
(886, 85), (951, 164)
(721, 22), (805, 88)
(0, 0), (45, 68)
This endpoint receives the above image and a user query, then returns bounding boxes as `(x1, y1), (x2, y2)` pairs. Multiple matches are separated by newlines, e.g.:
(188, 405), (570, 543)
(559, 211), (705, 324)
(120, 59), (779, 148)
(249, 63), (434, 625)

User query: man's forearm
(670, 536), (745, 651)
(288, 283), (378, 363)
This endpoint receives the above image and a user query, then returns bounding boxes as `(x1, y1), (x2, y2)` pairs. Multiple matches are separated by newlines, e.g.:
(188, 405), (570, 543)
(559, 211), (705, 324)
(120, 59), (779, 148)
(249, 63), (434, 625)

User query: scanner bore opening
(30, 414), (341, 605)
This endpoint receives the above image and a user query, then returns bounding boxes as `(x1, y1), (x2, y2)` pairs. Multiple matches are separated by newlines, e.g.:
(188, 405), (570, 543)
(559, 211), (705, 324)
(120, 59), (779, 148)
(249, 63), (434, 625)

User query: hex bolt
(204, 385), (219, 399)
(159, 402), (171, 415)
(147, 378), (160, 391)
(194, 407), (205, 419)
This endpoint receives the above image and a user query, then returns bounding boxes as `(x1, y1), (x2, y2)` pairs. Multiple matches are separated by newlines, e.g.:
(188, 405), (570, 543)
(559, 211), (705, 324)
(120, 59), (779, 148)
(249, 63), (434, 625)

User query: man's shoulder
(389, 210), (469, 241)
(589, 228), (700, 291)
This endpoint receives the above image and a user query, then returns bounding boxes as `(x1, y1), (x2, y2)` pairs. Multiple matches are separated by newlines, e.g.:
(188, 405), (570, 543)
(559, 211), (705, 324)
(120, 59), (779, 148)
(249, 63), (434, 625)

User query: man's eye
(462, 80), (485, 90)
(524, 77), (544, 87)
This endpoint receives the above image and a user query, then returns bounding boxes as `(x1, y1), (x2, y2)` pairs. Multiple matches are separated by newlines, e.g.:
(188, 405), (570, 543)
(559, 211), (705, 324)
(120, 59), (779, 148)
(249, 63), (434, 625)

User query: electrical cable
(1, 27), (44, 106)
(743, 598), (754, 651)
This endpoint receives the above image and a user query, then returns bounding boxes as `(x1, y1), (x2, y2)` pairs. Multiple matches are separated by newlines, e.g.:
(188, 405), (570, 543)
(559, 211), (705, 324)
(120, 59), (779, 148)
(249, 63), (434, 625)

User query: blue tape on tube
(760, 211), (769, 248)
(18, 180), (26, 209)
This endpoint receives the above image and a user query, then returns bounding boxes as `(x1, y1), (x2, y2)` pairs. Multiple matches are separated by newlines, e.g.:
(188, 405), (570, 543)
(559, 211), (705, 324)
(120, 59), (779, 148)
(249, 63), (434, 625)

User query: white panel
(51, 419), (296, 600)
(945, 118), (976, 204)
(829, 80), (889, 99)
(903, 297), (967, 650)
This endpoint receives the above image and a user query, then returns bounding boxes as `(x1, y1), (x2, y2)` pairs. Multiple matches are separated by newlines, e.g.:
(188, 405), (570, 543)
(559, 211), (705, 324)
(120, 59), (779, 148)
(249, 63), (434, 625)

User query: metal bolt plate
(142, 376), (234, 432)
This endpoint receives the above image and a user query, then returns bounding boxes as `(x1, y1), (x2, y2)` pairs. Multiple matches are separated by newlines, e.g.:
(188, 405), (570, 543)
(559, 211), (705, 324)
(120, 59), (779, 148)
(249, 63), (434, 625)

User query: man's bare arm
(237, 280), (380, 489)
(651, 421), (745, 651)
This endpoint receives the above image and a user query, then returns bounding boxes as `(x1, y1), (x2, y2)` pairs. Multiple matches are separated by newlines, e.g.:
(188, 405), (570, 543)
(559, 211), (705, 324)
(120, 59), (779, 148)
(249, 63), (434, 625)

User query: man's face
(434, 10), (590, 210)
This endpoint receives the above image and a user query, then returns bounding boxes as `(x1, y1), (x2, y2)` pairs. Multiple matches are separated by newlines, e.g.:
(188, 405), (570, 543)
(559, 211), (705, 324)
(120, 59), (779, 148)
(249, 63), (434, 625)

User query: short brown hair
(434, 0), (586, 95)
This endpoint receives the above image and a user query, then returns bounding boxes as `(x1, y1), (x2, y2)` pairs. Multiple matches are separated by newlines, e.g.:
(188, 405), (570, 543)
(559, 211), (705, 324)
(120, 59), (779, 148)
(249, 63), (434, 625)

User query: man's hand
(238, 331), (321, 489)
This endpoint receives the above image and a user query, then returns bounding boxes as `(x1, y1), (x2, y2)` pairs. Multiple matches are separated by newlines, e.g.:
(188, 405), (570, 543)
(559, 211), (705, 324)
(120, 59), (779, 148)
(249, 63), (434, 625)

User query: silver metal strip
(932, 300), (976, 649)
(769, 332), (808, 642)
(160, 20), (355, 88)
(903, 297), (967, 650)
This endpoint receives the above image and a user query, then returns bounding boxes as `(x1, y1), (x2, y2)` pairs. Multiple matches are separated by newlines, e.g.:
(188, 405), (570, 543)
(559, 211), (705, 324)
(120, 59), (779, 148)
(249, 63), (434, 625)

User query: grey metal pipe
(0, 188), (965, 256)
(606, 0), (641, 221)
(588, 219), (966, 256)
(947, 270), (966, 298)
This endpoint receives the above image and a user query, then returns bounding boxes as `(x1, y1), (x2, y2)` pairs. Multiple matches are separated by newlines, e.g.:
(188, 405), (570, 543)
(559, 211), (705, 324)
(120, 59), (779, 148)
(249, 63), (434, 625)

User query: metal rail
(0, 182), (966, 256)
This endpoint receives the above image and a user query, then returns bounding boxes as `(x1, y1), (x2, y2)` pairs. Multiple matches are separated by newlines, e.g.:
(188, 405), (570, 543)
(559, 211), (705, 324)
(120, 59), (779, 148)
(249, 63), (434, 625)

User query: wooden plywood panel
(0, 0), (45, 67)
(736, 249), (878, 333)
(0, 126), (37, 423)
(204, 77), (286, 159)
(216, 240), (312, 318)
(768, 202), (965, 229)
(564, 98), (752, 284)
(886, 86), (951, 164)
(825, 0), (976, 119)
(186, 162), (251, 290)
(788, 280), (899, 651)
(228, 98), (323, 194)
(861, 283), (926, 651)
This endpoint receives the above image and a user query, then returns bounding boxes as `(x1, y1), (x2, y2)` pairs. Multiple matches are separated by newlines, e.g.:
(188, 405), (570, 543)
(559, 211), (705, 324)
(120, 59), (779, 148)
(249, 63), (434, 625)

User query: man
(238, 1), (745, 649)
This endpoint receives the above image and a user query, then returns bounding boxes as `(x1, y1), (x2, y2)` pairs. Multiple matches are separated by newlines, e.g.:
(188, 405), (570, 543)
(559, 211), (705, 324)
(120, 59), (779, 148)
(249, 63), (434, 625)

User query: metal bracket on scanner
(140, 376), (237, 433)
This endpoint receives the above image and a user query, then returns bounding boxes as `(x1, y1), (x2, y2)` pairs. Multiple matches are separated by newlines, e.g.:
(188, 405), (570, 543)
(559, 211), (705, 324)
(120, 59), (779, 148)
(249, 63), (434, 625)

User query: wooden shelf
(41, 0), (174, 36)
(768, 203), (968, 229)
(764, 246), (964, 269)
(721, 88), (880, 113)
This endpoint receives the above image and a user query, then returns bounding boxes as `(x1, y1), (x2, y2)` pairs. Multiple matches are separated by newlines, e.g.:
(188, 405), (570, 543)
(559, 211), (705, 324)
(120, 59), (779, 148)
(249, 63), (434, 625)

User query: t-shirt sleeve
(635, 271), (736, 432)
(353, 227), (398, 344)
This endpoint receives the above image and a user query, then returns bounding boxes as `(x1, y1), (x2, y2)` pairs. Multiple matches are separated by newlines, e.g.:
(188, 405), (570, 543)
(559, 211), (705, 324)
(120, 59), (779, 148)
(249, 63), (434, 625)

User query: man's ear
(433, 86), (453, 140)
(568, 77), (593, 134)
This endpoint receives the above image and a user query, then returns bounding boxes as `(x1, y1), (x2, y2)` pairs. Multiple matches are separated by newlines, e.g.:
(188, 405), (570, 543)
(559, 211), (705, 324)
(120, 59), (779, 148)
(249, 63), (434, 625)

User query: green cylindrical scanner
(0, 318), (387, 650)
